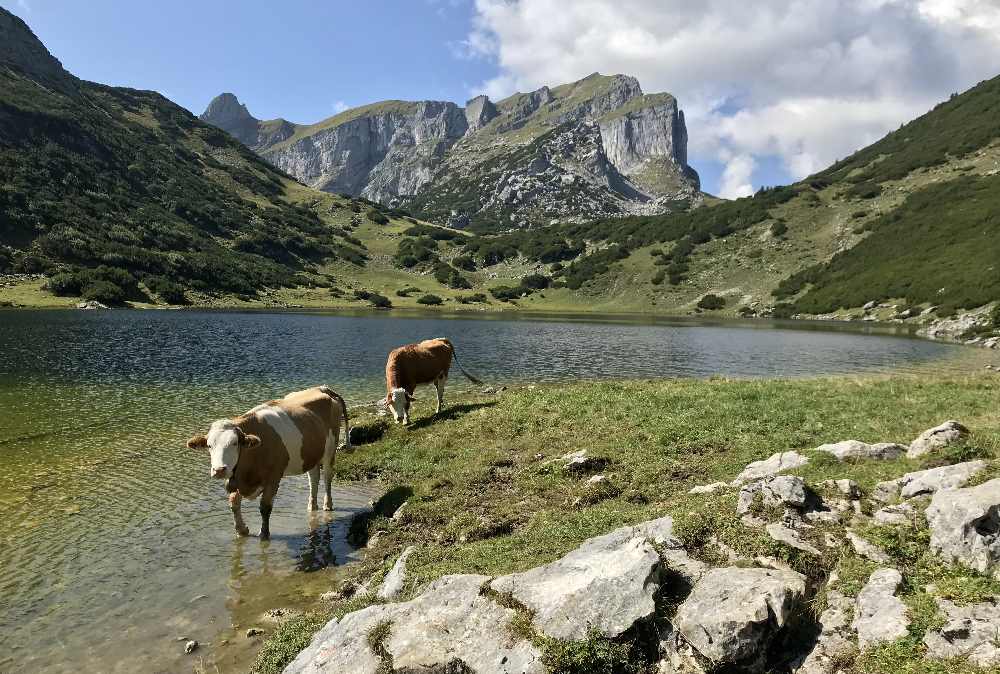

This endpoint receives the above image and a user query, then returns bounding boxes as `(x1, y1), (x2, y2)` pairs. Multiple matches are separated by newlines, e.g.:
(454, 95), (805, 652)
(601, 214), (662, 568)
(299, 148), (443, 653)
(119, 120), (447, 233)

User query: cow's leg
(259, 482), (279, 540)
(435, 374), (446, 414)
(229, 492), (250, 537)
(323, 429), (338, 511)
(307, 465), (320, 512)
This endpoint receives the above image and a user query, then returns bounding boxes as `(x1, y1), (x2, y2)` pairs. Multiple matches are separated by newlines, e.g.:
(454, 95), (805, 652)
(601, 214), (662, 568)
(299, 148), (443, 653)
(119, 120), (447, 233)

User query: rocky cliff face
(0, 8), (76, 94)
(202, 73), (700, 230)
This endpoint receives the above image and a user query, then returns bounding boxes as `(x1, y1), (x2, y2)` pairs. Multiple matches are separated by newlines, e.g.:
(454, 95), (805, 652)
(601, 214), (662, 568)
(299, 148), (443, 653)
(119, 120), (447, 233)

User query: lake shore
(251, 372), (1000, 674)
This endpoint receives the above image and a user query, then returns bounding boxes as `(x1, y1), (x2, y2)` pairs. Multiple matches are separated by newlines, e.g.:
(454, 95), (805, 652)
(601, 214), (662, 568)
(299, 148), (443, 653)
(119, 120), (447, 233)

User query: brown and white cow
(186, 385), (351, 539)
(383, 337), (482, 424)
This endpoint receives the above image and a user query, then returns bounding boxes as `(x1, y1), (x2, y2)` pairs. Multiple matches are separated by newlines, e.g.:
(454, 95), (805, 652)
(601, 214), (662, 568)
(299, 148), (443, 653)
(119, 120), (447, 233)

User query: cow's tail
(319, 385), (352, 449)
(450, 345), (483, 385)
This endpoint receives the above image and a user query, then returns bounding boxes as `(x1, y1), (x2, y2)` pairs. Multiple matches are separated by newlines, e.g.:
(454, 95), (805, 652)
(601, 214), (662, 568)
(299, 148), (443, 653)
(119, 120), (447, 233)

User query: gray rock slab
(675, 566), (806, 666)
(490, 516), (678, 640)
(926, 478), (1000, 578)
(284, 574), (544, 674)
(874, 502), (916, 526)
(924, 598), (1000, 667)
(900, 461), (986, 499)
(907, 420), (970, 458)
(846, 530), (892, 564)
(732, 451), (809, 485)
(766, 523), (822, 556)
(376, 545), (415, 600)
(792, 590), (855, 674)
(815, 440), (905, 461)
(737, 476), (807, 515)
(853, 568), (909, 650)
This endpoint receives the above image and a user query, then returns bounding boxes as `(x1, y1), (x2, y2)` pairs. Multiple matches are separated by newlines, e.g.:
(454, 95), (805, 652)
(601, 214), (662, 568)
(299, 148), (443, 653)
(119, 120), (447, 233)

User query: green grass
(248, 374), (1000, 672)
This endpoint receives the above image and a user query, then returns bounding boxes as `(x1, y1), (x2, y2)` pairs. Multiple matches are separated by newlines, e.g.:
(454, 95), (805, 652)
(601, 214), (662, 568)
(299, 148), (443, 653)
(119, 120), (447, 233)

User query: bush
(770, 221), (788, 237)
(395, 286), (421, 297)
(520, 273), (550, 290)
(452, 255), (476, 271)
(456, 293), (488, 304)
(366, 208), (389, 225)
(651, 270), (665, 285)
(82, 280), (126, 305)
(490, 285), (523, 301)
(367, 293), (392, 308)
(145, 276), (188, 304)
(697, 294), (726, 310)
(46, 272), (83, 296)
(416, 294), (443, 306)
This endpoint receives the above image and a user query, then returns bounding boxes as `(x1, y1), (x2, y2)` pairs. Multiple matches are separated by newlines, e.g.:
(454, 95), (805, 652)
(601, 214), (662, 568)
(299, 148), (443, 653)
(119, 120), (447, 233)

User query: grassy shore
(253, 373), (1000, 674)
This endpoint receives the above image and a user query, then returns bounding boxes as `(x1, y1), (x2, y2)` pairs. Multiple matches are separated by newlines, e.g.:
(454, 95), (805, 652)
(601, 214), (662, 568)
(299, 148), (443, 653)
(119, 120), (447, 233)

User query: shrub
(353, 289), (372, 300)
(456, 293), (488, 304)
(651, 270), (665, 285)
(46, 272), (83, 296)
(367, 293), (392, 308)
(82, 281), (126, 305)
(520, 273), (550, 290)
(770, 221), (788, 237)
(452, 255), (476, 271)
(395, 286), (421, 297)
(697, 294), (726, 310)
(416, 294), (443, 306)
(490, 285), (523, 301)
(145, 276), (188, 304)
(366, 208), (389, 225)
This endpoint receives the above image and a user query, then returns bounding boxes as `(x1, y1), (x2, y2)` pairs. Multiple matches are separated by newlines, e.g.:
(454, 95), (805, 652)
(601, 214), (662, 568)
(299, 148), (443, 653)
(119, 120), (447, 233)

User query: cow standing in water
(186, 385), (351, 539)
(384, 338), (482, 425)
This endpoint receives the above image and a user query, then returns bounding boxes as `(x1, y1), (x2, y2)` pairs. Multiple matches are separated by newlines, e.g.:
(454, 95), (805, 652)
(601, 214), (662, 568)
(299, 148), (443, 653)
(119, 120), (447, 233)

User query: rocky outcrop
(926, 478), (1000, 577)
(853, 569), (909, 650)
(0, 7), (76, 94)
(490, 516), (678, 640)
(376, 546), (415, 600)
(285, 574), (545, 674)
(674, 566), (806, 668)
(202, 73), (700, 228)
(907, 420), (970, 458)
(732, 451), (810, 485)
(814, 440), (905, 461)
(793, 590), (855, 673)
(874, 460), (986, 502)
(924, 598), (1000, 666)
(736, 476), (808, 515)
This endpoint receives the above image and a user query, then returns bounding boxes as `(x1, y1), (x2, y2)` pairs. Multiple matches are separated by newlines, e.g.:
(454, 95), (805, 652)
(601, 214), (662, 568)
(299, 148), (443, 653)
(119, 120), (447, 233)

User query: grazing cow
(186, 385), (351, 539)
(384, 337), (482, 424)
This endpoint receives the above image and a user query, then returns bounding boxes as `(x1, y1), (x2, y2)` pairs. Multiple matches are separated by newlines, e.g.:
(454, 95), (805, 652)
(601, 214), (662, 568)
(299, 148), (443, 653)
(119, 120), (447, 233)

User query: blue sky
(7, 0), (1000, 197)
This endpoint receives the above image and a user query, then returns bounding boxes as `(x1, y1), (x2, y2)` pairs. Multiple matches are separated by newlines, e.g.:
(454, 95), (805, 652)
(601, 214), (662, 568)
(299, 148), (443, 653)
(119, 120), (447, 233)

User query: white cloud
(718, 153), (755, 199)
(465, 0), (1000, 193)
(332, 100), (349, 113)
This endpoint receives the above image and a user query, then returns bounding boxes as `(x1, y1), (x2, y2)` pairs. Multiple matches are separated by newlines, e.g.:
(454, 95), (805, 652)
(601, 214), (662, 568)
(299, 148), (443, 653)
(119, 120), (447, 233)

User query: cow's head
(187, 420), (261, 479)
(386, 387), (414, 424)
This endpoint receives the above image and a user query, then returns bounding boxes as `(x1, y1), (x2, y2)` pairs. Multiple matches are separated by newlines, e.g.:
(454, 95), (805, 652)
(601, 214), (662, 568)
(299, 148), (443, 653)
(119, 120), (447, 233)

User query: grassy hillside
(251, 373), (1000, 674)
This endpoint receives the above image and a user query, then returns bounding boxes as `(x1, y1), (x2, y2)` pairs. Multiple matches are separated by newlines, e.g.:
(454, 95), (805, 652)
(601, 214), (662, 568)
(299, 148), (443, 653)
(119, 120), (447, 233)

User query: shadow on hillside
(409, 401), (497, 430)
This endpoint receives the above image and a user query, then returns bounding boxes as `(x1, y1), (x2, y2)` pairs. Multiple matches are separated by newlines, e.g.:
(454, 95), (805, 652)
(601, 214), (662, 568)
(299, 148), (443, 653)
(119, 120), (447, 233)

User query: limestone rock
(874, 502), (916, 526)
(907, 420), (970, 458)
(846, 531), (892, 564)
(926, 478), (1000, 577)
(924, 598), (1000, 666)
(814, 440), (905, 461)
(900, 461), (986, 498)
(376, 546), (415, 600)
(766, 522), (821, 555)
(464, 94), (498, 132)
(489, 516), (677, 640)
(872, 478), (902, 503)
(853, 569), (909, 650)
(793, 590), (855, 673)
(733, 451), (809, 485)
(737, 476), (808, 515)
(284, 574), (544, 674)
(675, 566), (806, 667)
(688, 481), (727, 494)
(657, 629), (709, 673)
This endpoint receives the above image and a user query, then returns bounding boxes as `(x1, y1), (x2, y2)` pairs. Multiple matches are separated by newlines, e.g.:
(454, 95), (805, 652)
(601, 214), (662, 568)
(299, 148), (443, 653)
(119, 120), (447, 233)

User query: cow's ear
(186, 434), (208, 450)
(240, 434), (261, 449)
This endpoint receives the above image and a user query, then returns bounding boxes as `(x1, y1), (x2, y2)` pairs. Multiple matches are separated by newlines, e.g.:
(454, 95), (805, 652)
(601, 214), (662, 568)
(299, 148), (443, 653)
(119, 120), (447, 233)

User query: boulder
(907, 420), (969, 458)
(737, 476), (808, 515)
(853, 569), (909, 650)
(874, 502), (916, 526)
(766, 522), (821, 556)
(674, 566), (806, 667)
(846, 531), (892, 564)
(899, 461), (986, 498)
(376, 546), (415, 600)
(284, 574), (545, 674)
(814, 441), (905, 461)
(792, 590), (855, 673)
(688, 481), (727, 495)
(732, 451), (809, 485)
(872, 479), (903, 503)
(490, 516), (678, 640)
(657, 629), (709, 673)
(925, 478), (1000, 577)
(924, 598), (1000, 666)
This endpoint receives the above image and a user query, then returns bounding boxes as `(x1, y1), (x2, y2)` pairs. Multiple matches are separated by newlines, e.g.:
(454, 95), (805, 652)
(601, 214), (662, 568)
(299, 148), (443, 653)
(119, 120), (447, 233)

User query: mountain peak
(0, 7), (74, 92)
(201, 93), (258, 126)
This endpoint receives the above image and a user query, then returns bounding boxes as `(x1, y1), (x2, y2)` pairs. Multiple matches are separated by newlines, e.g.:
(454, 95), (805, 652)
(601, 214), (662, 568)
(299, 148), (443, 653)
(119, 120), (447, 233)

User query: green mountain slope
(0, 8), (367, 304)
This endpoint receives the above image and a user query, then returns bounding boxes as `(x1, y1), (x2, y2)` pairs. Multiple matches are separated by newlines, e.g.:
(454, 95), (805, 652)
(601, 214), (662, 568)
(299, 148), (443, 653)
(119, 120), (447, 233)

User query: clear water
(0, 309), (979, 672)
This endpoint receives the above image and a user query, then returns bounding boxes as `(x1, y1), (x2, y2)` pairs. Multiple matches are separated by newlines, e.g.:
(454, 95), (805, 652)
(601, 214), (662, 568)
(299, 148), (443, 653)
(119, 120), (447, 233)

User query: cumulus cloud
(464, 0), (1000, 194)
(332, 100), (349, 113)
(718, 153), (755, 199)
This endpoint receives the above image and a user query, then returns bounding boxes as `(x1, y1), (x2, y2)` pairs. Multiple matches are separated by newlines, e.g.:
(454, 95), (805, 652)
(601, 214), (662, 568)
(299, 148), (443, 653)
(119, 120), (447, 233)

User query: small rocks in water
(246, 627), (264, 638)
(814, 440), (905, 461)
(924, 598), (1000, 666)
(688, 481), (727, 494)
(846, 530), (892, 564)
(853, 568), (909, 650)
(675, 566), (806, 667)
(926, 478), (1000, 577)
(732, 451), (809, 485)
(184, 640), (199, 654)
(377, 546), (416, 600)
(907, 420), (969, 458)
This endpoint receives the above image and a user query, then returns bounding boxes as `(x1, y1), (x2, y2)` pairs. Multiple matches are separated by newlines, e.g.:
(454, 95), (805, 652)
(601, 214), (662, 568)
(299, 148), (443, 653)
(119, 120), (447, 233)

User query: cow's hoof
(323, 502), (333, 511)
(258, 531), (270, 540)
